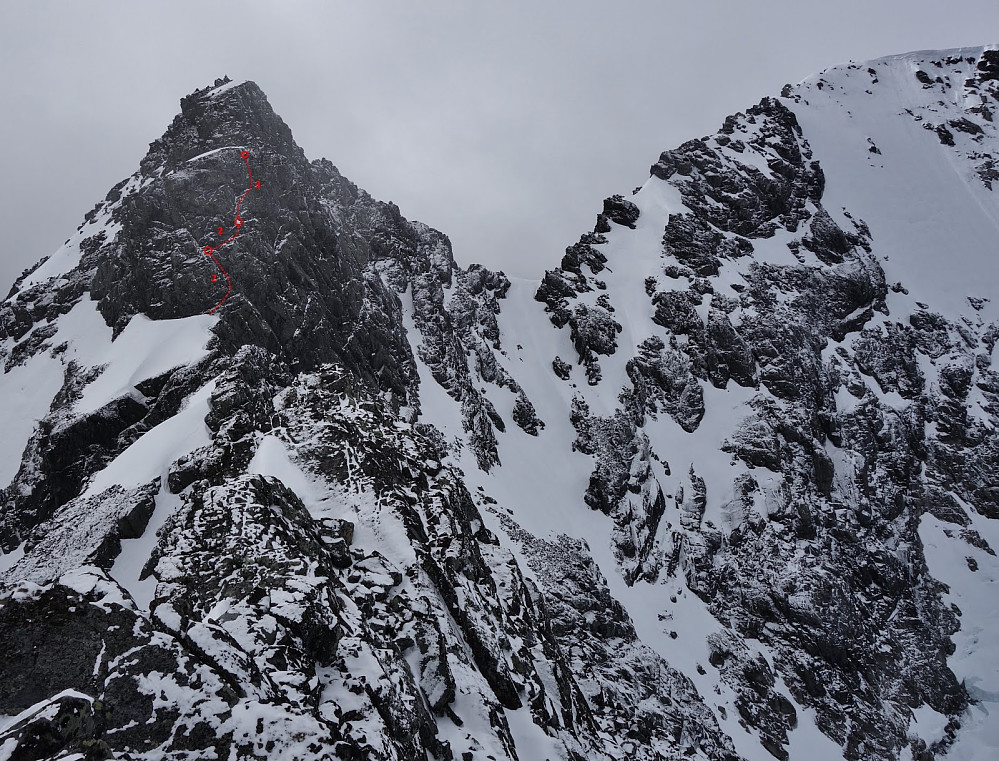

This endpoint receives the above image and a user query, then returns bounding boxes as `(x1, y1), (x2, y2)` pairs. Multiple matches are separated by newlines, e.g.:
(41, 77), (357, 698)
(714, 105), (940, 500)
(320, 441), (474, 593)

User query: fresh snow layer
(110, 486), (181, 611)
(788, 46), (999, 323)
(0, 349), (64, 486)
(107, 380), (216, 608)
(920, 506), (999, 759)
(205, 79), (247, 98)
(248, 429), (420, 573)
(186, 145), (248, 163)
(15, 241), (84, 292)
(0, 542), (25, 576)
(14, 170), (141, 293)
(44, 298), (216, 417)
(247, 433), (324, 506)
(71, 311), (217, 415)
(0, 688), (94, 734)
(503, 705), (566, 761)
(87, 380), (216, 498)
(0, 294), (215, 484)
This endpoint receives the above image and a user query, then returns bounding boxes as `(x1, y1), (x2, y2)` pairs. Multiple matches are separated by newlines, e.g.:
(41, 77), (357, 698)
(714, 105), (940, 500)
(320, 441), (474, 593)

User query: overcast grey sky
(2, 1), (998, 292)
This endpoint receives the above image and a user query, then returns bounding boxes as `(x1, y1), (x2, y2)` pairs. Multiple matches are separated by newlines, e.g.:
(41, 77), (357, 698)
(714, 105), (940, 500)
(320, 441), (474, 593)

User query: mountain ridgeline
(1, 49), (998, 761)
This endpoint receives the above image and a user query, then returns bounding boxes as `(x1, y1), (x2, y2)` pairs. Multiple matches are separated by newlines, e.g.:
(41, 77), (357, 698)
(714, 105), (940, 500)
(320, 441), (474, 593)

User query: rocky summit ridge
(1, 49), (998, 761)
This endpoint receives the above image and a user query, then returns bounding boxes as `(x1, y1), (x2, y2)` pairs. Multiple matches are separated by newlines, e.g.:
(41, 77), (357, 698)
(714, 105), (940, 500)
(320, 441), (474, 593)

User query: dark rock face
(4, 394), (147, 538)
(0, 571), (242, 760)
(601, 194), (641, 229)
(495, 518), (741, 761)
(643, 110), (973, 761)
(0, 80), (423, 408)
(704, 308), (757, 389)
(652, 98), (824, 238)
(627, 336), (705, 432)
(708, 630), (798, 760)
(535, 236), (623, 385)
(88, 84), (419, 399)
(569, 304), (622, 385)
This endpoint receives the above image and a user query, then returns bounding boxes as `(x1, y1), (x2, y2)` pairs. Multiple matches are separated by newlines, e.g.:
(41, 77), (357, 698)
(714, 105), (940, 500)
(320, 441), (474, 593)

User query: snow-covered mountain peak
(141, 76), (305, 174)
(3, 51), (999, 761)
(785, 45), (999, 321)
(798, 44), (998, 89)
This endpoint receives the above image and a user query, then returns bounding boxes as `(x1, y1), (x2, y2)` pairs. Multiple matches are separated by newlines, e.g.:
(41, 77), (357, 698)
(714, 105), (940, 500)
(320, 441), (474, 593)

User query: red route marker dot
(198, 148), (256, 314)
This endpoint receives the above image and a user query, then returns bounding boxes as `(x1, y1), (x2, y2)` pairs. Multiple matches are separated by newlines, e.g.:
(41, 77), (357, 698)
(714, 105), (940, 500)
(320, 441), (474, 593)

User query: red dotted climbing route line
(202, 149), (262, 314)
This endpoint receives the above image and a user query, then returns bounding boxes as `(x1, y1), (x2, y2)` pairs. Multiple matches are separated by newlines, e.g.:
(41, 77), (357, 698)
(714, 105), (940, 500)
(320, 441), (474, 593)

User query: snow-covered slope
(1, 50), (999, 761)
(791, 48), (999, 321)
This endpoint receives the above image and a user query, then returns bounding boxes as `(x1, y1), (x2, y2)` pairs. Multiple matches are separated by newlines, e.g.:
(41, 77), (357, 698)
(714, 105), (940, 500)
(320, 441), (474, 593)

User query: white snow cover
(204, 78), (247, 98)
(0, 688), (93, 734)
(920, 506), (999, 759)
(0, 376), (218, 599)
(104, 379), (216, 607)
(0, 349), (64, 486)
(790, 46), (999, 323)
(71, 311), (217, 416)
(186, 145), (248, 163)
(247, 433), (324, 506)
(13, 169), (149, 294)
(86, 379), (215, 499)
(0, 542), (25, 576)
(0, 299), (214, 488)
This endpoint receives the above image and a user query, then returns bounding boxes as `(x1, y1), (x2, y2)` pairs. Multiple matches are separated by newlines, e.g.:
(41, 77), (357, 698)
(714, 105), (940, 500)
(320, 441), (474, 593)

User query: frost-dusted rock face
(90, 80), (418, 397)
(4, 47), (999, 761)
(2, 78), (479, 408)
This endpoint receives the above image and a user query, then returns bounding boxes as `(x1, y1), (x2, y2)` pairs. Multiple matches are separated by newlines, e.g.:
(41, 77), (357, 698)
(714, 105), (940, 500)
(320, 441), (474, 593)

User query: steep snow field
(791, 48), (999, 322)
(0, 300), (215, 486)
(0, 350), (64, 486)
